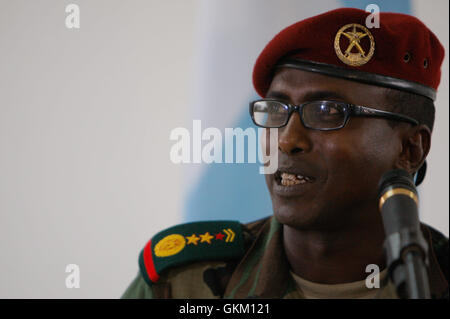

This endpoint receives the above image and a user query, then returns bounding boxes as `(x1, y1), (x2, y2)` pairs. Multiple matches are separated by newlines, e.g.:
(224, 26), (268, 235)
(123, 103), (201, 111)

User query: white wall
(0, 0), (196, 298)
(412, 0), (449, 236)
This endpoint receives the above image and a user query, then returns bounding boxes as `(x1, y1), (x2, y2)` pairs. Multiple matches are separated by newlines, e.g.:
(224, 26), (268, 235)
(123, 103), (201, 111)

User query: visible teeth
(282, 179), (299, 186)
(280, 172), (309, 186)
(281, 173), (297, 180)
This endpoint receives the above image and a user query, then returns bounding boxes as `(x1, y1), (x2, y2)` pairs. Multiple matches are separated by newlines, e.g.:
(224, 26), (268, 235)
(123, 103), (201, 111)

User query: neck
(283, 209), (386, 284)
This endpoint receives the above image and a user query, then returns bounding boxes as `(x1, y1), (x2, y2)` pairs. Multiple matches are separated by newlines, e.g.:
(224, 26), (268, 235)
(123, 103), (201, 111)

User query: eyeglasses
(249, 99), (419, 130)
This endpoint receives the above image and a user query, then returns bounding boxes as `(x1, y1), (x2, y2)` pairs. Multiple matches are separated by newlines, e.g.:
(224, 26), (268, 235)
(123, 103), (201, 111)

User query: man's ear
(395, 124), (431, 174)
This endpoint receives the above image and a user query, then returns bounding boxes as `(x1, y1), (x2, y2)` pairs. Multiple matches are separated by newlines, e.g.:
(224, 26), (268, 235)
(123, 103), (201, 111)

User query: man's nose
(278, 112), (312, 155)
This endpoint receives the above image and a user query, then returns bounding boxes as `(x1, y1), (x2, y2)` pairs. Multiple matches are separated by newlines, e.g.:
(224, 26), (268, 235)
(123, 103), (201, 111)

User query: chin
(272, 194), (349, 232)
(272, 199), (322, 229)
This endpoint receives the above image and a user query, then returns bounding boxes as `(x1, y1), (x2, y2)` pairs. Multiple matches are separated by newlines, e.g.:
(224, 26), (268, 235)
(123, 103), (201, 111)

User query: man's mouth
(275, 170), (314, 186)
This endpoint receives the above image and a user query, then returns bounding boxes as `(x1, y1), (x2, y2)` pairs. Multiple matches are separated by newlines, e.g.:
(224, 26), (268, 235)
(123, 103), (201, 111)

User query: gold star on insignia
(186, 234), (200, 245)
(342, 25), (368, 57)
(199, 232), (214, 244)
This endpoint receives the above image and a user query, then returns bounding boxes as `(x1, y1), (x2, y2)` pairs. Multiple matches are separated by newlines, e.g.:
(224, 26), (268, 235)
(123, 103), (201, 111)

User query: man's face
(265, 68), (404, 231)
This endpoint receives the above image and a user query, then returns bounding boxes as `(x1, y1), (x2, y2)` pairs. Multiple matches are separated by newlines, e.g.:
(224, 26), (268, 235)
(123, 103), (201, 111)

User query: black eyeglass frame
(249, 99), (419, 131)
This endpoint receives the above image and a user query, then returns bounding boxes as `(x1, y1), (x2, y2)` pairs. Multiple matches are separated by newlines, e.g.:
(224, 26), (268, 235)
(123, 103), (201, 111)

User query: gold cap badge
(334, 23), (375, 66)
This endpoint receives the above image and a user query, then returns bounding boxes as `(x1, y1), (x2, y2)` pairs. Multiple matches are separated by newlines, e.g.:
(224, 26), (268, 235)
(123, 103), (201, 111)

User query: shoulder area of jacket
(136, 216), (270, 290)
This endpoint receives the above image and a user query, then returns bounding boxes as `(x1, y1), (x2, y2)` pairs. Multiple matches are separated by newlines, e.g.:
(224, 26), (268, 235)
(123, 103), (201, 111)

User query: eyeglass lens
(252, 100), (347, 129)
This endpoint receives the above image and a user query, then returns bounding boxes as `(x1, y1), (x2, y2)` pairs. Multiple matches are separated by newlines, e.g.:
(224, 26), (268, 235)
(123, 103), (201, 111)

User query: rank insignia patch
(138, 220), (245, 285)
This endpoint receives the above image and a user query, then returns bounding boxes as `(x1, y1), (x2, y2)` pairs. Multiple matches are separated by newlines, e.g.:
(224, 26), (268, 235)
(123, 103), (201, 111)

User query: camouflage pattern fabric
(122, 216), (449, 299)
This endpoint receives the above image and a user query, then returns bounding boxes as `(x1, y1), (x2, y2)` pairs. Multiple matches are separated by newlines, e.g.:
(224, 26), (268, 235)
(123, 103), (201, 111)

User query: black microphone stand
(384, 228), (431, 298)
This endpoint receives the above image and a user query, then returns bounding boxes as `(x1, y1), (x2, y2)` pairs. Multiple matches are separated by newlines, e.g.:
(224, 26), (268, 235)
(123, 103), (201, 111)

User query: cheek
(320, 128), (400, 189)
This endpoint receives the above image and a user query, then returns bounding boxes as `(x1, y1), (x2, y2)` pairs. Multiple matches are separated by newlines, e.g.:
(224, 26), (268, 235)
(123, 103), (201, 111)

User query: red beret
(253, 8), (445, 100)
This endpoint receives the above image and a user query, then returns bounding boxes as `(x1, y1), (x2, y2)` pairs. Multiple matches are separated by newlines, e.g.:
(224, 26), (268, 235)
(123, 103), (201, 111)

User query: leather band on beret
(277, 58), (437, 101)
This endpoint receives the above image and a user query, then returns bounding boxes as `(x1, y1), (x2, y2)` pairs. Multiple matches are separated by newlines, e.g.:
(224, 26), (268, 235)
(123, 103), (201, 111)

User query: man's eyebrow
(265, 91), (291, 101)
(265, 90), (348, 102)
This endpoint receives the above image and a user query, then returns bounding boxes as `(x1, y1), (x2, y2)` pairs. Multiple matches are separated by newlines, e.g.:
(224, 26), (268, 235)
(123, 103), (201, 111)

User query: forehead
(267, 67), (390, 110)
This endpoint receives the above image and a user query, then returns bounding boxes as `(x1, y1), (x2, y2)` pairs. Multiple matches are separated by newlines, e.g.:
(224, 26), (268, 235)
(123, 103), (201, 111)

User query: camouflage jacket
(122, 216), (449, 299)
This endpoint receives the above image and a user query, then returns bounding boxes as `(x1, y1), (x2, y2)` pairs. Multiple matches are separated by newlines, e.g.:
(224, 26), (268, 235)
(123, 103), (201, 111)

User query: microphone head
(378, 169), (416, 198)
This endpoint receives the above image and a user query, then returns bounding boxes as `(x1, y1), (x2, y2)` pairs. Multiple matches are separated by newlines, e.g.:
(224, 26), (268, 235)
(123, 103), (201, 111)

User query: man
(122, 8), (448, 299)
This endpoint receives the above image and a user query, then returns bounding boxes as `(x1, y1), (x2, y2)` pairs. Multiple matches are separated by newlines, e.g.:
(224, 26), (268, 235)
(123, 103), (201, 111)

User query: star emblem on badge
(186, 234), (200, 245)
(215, 232), (225, 240)
(199, 232), (214, 244)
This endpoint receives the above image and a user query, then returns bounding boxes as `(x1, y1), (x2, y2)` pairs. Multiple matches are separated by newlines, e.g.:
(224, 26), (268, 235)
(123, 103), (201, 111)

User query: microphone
(378, 169), (430, 299)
